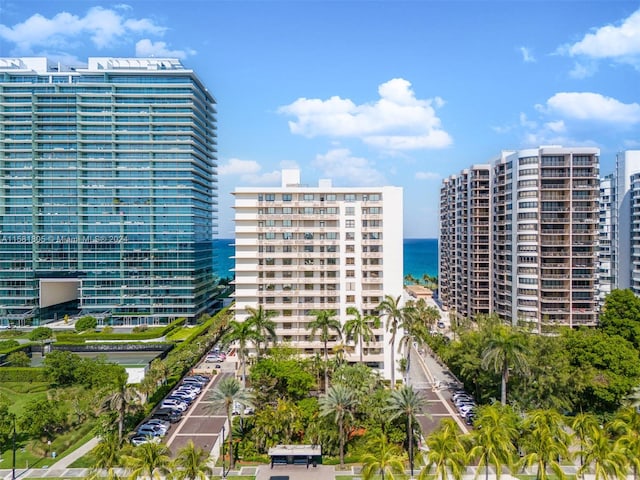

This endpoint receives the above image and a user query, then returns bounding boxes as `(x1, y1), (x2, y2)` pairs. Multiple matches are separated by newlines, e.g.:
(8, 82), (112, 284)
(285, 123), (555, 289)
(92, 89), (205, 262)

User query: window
(283, 207), (292, 214)
(265, 245), (275, 252)
(304, 232), (314, 240)
(265, 232), (275, 240)
(304, 245), (314, 252)
(282, 232), (293, 240)
(283, 245), (292, 253)
(326, 232), (338, 240)
(266, 219), (275, 227)
(282, 194), (292, 202)
(344, 194), (356, 202)
(283, 258), (292, 266)
(326, 194), (336, 201)
(345, 232), (355, 240)
(346, 282), (355, 291)
(346, 257), (355, 265)
(346, 295), (356, 303)
(346, 244), (355, 253)
(346, 270), (355, 277)
(369, 193), (380, 201)
(265, 194), (275, 201)
(282, 219), (292, 227)
(345, 207), (355, 215)
(303, 193), (314, 201)
(346, 219), (355, 228)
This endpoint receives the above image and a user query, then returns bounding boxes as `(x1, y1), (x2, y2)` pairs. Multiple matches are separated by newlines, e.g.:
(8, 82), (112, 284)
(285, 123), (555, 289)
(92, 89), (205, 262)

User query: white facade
(613, 151), (640, 290)
(598, 174), (614, 304)
(233, 170), (403, 380)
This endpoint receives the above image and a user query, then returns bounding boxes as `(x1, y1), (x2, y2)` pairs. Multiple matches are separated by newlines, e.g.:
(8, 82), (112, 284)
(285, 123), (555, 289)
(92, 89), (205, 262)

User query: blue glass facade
(0, 57), (217, 326)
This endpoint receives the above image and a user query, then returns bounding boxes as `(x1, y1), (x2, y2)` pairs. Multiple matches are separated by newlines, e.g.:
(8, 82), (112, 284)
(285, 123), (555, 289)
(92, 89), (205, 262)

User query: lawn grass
(166, 327), (192, 342)
(0, 382), (49, 416)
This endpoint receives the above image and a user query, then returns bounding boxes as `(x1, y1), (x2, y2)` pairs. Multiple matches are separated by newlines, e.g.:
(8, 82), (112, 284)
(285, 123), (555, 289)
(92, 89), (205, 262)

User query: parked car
(130, 435), (160, 446)
(153, 408), (182, 423)
(160, 399), (188, 411)
(143, 419), (170, 430)
(137, 424), (166, 437)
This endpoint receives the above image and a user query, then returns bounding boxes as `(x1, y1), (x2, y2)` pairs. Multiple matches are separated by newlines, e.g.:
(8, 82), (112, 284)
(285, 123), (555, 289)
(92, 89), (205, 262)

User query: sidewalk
(49, 436), (99, 469)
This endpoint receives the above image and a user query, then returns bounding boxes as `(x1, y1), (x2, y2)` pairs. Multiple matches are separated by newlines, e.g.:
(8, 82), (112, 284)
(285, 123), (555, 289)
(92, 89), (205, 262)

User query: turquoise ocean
(213, 238), (438, 280)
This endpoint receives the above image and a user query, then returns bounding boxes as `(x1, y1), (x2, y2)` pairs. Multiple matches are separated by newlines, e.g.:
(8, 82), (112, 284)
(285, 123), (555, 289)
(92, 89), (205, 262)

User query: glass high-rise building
(0, 57), (217, 326)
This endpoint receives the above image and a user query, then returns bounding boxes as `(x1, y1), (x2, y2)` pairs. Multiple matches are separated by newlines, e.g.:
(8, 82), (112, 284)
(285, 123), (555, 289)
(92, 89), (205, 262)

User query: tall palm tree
(418, 418), (467, 480)
(205, 376), (254, 470)
(610, 407), (640, 480)
(519, 409), (571, 480)
(122, 441), (172, 480)
(480, 325), (529, 405)
(467, 404), (519, 480)
(571, 412), (600, 474)
(173, 440), (213, 480)
(578, 427), (628, 480)
(319, 383), (357, 469)
(244, 305), (276, 357)
(397, 302), (430, 386)
(377, 294), (405, 389)
(86, 432), (122, 480)
(102, 372), (142, 444)
(385, 385), (426, 477)
(344, 306), (379, 364)
(307, 309), (342, 393)
(360, 433), (406, 480)
(224, 319), (262, 388)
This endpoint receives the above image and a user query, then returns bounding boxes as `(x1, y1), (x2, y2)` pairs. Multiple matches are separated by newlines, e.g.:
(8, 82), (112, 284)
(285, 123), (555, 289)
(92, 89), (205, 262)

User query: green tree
(102, 371), (142, 444)
(377, 294), (405, 389)
(467, 404), (519, 480)
(344, 306), (379, 364)
(307, 309), (342, 394)
(87, 432), (122, 480)
(519, 409), (572, 480)
(360, 433), (406, 480)
(610, 407), (640, 480)
(224, 319), (262, 388)
(173, 440), (213, 480)
(571, 412), (600, 473)
(244, 305), (276, 357)
(205, 376), (253, 469)
(43, 350), (82, 386)
(481, 325), (529, 405)
(577, 427), (628, 480)
(599, 289), (640, 349)
(6, 350), (30, 367)
(19, 397), (67, 440)
(385, 385), (426, 477)
(398, 301), (430, 386)
(122, 441), (172, 479)
(319, 383), (357, 469)
(418, 418), (467, 480)
(253, 398), (303, 449)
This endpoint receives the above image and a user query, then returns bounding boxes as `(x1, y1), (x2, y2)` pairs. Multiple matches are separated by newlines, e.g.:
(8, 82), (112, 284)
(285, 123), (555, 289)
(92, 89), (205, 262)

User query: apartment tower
(233, 169), (403, 380)
(0, 57), (217, 326)
(440, 146), (600, 330)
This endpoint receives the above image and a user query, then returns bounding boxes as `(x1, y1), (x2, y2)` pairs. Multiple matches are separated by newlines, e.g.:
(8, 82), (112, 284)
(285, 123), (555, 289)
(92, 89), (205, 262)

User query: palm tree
(418, 418), (467, 480)
(102, 372), (142, 444)
(610, 407), (640, 480)
(578, 427), (628, 480)
(87, 432), (122, 480)
(397, 302), (430, 386)
(319, 383), (357, 469)
(307, 309), (342, 393)
(571, 412), (600, 474)
(480, 325), (529, 405)
(377, 294), (405, 389)
(344, 306), (379, 364)
(519, 409), (571, 480)
(224, 319), (262, 388)
(244, 305), (276, 357)
(205, 376), (254, 470)
(360, 433), (406, 480)
(174, 440), (213, 480)
(122, 441), (172, 480)
(385, 385), (426, 477)
(467, 404), (519, 480)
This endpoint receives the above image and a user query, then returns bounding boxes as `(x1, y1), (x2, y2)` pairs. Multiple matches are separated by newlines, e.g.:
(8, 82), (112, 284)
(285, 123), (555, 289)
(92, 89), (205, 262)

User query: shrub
(0, 339), (19, 352)
(75, 316), (97, 333)
(0, 368), (47, 383)
(7, 351), (30, 367)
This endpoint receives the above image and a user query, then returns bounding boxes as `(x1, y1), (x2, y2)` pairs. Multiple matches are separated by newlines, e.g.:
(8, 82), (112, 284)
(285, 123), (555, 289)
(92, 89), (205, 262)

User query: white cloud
(544, 120), (566, 133)
(312, 149), (385, 186)
(541, 92), (640, 124)
(519, 46), (535, 63)
(278, 78), (452, 151)
(135, 39), (196, 59)
(560, 9), (640, 69)
(415, 171), (441, 181)
(0, 6), (167, 54)
(569, 61), (598, 79)
(218, 158), (281, 185)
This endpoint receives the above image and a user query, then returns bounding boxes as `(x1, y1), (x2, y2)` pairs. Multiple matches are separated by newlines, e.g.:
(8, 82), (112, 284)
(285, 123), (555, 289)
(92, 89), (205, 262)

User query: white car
(161, 399), (188, 411)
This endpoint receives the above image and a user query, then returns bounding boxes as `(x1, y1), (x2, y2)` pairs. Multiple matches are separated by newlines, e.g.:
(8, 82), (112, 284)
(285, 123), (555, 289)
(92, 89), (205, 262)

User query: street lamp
(220, 425), (226, 479)
(11, 415), (16, 480)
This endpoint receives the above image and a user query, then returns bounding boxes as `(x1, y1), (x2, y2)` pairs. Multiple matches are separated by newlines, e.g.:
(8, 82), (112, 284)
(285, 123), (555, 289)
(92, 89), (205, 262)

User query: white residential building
(232, 169), (403, 380)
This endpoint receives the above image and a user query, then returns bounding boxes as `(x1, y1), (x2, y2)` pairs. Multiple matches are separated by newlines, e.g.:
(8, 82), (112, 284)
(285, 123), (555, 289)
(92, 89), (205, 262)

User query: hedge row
(55, 317), (187, 343)
(0, 367), (47, 382)
(0, 339), (20, 353)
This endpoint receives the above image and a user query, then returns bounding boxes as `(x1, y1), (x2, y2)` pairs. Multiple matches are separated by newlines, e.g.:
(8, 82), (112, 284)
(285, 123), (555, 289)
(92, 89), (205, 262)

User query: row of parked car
(130, 374), (211, 446)
(452, 390), (476, 425)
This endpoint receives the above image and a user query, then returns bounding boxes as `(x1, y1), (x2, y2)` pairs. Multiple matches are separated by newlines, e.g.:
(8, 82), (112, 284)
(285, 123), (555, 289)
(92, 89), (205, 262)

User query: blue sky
(1, 1), (639, 238)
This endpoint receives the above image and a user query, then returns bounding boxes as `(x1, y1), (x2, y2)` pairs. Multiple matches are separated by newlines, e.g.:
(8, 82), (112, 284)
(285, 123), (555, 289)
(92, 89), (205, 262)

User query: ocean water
(213, 238), (438, 280)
